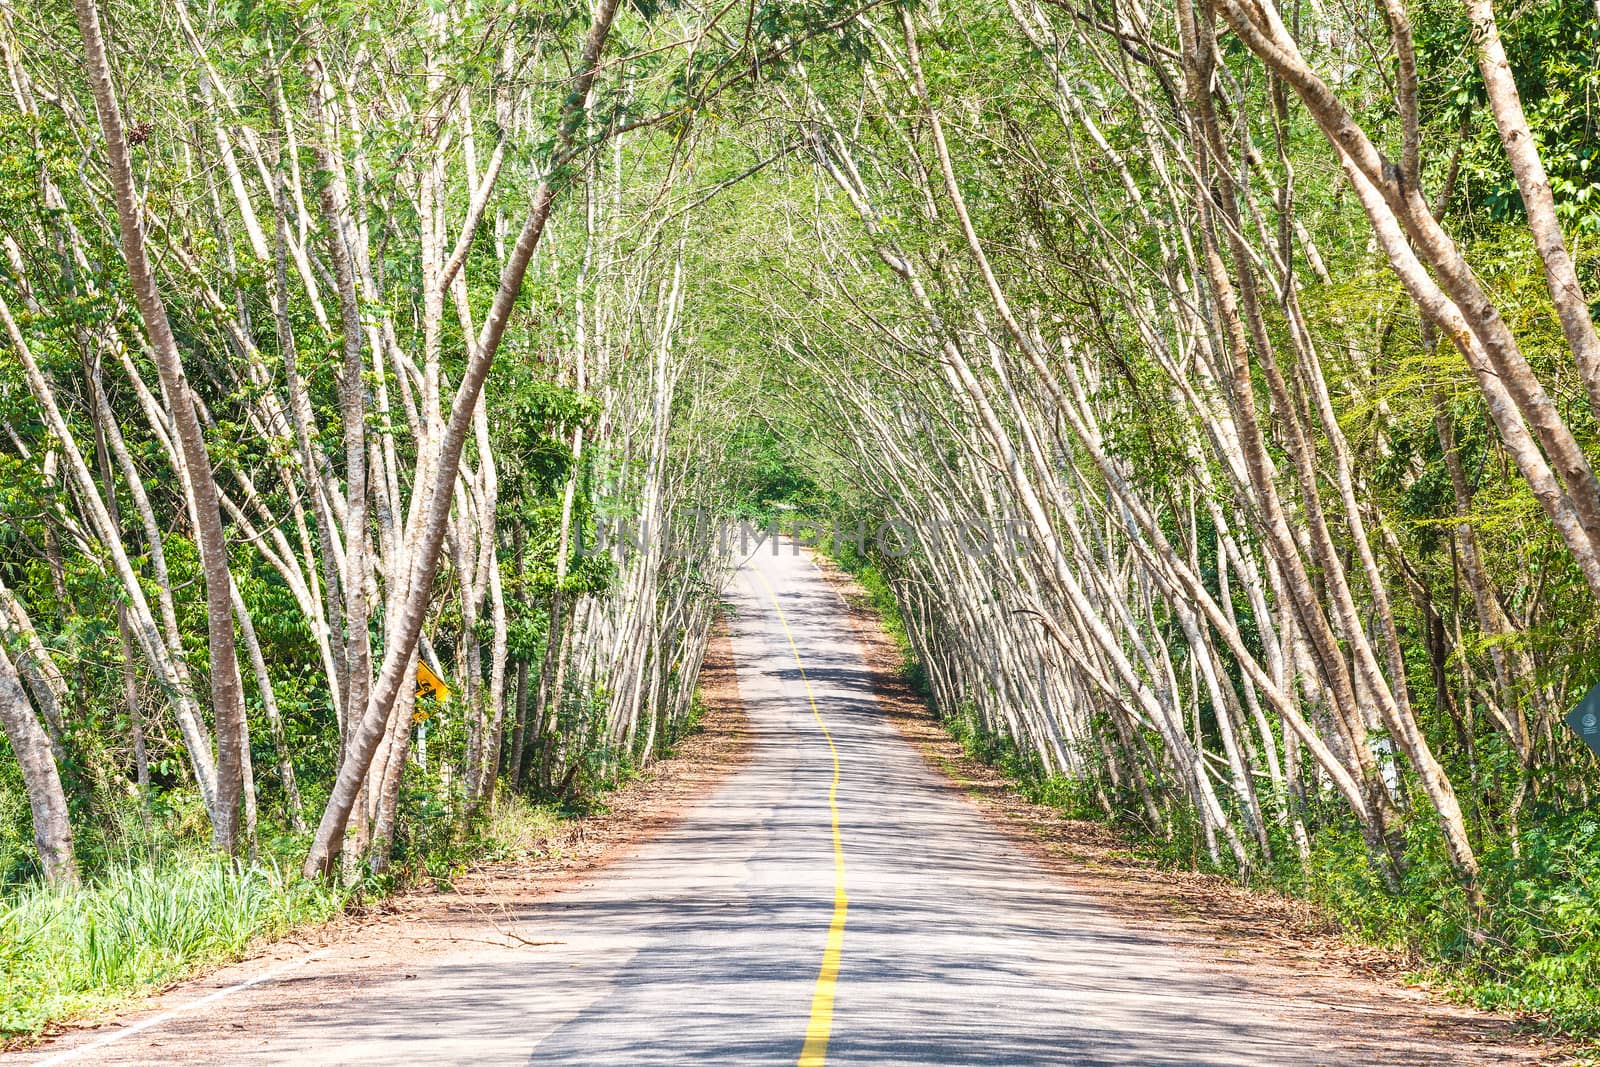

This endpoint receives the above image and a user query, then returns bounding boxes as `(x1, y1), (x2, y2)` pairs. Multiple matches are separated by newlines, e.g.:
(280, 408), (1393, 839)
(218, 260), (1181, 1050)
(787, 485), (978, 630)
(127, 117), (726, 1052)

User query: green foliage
(1271, 810), (1600, 1035)
(0, 756), (32, 888)
(721, 421), (819, 518)
(1418, 0), (1600, 233)
(494, 378), (600, 507)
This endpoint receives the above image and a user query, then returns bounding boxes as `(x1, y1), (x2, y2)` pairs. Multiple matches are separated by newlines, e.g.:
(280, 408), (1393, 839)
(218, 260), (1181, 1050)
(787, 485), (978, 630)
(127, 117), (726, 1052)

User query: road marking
(751, 564), (848, 1067)
(31, 949), (329, 1066)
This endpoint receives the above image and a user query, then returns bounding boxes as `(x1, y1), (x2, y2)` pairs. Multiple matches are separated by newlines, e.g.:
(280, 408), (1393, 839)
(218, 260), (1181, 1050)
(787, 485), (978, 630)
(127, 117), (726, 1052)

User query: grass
(0, 783), (640, 1042)
(477, 795), (570, 861)
(0, 856), (347, 1039)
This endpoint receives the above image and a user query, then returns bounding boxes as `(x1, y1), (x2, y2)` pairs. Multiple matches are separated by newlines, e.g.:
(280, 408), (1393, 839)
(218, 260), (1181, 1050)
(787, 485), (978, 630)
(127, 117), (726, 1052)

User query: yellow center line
(751, 564), (848, 1067)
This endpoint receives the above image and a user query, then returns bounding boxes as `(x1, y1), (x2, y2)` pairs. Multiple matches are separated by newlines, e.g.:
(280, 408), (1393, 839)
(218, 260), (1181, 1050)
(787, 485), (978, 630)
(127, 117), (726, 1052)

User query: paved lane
(5, 544), (1521, 1066)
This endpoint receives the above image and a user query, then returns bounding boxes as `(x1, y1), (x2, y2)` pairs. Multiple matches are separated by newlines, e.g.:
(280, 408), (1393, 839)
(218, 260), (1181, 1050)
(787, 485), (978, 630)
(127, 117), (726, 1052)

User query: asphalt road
(5, 547), (1532, 1066)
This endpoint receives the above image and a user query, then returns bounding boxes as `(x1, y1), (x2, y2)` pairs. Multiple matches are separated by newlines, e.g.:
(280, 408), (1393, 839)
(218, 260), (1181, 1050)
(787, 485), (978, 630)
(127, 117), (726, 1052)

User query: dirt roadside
(5, 618), (749, 1055)
(336, 616), (749, 931)
(809, 553), (1581, 1067)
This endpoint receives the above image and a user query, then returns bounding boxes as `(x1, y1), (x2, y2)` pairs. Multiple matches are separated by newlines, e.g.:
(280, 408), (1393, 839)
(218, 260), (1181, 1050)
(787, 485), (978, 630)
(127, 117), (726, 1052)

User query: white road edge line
(31, 948), (331, 1066)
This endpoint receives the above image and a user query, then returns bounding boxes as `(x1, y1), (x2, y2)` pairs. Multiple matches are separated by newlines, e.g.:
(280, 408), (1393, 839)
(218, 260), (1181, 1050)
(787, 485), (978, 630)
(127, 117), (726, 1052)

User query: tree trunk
(72, 0), (248, 852)
(0, 645), (76, 885)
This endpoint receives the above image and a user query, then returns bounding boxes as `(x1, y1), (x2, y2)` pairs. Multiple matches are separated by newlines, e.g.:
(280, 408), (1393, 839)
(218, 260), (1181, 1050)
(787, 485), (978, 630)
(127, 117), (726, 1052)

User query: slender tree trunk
(0, 645), (76, 885)
(72, 0), (248, 852)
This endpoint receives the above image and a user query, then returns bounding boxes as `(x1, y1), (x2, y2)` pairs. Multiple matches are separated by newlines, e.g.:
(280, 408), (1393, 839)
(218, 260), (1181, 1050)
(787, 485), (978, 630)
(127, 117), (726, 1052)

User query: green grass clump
(0, 857), (347, 1038)
(478, 795), (569, 860)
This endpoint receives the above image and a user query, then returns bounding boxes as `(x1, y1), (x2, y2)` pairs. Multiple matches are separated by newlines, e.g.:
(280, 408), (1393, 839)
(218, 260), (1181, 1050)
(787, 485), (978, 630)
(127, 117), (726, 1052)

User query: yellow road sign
(416, 660), (451, 703)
